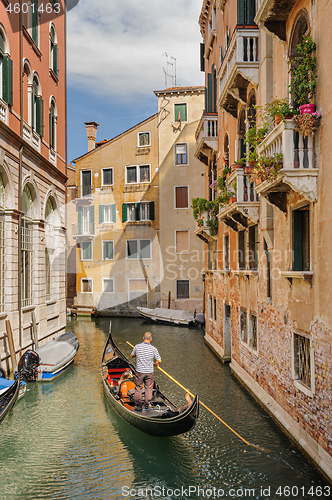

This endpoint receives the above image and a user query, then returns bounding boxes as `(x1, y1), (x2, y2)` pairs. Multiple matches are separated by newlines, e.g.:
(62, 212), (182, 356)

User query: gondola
(0, 377), (20, 424)
(101, 330), (199, 437)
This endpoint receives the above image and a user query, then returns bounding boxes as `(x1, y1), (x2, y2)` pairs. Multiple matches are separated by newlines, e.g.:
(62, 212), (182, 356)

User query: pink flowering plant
(289, 32), (317, 109)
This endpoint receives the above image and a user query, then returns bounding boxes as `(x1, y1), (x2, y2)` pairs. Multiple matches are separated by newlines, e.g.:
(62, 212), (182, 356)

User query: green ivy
(289, 31), (317, 109)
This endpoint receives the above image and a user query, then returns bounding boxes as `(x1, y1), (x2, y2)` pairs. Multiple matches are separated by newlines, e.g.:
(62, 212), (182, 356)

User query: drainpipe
(18, 2), (23, 354)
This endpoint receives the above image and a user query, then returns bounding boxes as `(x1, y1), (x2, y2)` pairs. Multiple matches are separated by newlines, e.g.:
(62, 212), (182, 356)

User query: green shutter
(237, 0), (245, 25)
(200, 43), (205, 72)
(293, 210), (303, 271)
(122, 203), (127, 222)
(135, 203), (140, 221)
(112, 204), (116, 223)
(53, 44), (58, 76)
(32, 1), (38, 44)
(211, 65), (217, 112)
(248, 0), (256, 24)
(90, 206), (95, 234)
(207, 73), (212, 113)
(36, 96), (43, 136)
(204, 87), (208, 113)
(99, 205), (104, 223)
(2, 56), (13, 106)
(77, 206), (83, 235)
(149, 201), (155, 221)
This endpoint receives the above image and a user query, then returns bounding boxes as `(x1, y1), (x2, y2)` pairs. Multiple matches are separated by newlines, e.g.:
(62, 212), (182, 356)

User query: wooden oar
(127, 340), (268, 452)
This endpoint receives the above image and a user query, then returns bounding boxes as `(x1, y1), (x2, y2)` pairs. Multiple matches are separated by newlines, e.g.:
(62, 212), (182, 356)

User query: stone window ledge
(280, 271), (313, 287)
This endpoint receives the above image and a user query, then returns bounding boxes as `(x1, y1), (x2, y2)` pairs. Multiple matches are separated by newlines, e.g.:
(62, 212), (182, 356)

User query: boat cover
(37, 341), (75, 370)
(139, 307), (195, 322)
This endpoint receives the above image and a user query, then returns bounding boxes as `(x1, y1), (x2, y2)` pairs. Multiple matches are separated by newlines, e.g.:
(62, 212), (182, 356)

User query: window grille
(240, 309), (247, 342)
(294, 333), (311, 387)
(0, 211), (4, 312)
(177, 280), (189, 299)
(21, 218), (33, 307)
(249, 313), (257, 349)
(45, 249), (51, 301)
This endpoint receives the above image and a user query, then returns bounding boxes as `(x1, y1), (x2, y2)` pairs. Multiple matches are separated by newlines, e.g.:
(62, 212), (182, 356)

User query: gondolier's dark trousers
(134, 372), (154, 407)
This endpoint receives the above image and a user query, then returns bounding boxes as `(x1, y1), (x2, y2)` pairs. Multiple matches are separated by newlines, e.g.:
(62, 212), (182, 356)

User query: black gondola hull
(101, 332), (199, 437)
(0, 379), (20, 423)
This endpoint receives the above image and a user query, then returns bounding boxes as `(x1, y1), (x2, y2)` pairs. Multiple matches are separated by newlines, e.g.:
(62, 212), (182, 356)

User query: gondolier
(130, 332), (161, 411)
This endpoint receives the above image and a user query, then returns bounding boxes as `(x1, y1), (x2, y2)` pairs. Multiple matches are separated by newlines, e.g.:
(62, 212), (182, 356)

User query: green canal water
(0, 317), (330, 500)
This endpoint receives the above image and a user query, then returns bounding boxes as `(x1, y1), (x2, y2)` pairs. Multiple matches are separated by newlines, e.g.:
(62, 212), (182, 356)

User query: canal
(0, 317), (330, 500)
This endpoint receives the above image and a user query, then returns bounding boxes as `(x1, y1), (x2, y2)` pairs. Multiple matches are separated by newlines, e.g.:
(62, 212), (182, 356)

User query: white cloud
(67, 0), (204, 102)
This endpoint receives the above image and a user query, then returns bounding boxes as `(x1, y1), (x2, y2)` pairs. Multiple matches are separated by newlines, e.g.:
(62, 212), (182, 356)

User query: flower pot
(231, 163), (243, 171)
(226, 172), (230, 179)
(244, 166), (254, 174)
(274, 114), (281, 125)
(229, 196), (237, 204)
(255, 178), (263, 186)
(244, 193), (248, 201)
(299, 104), (316, 116)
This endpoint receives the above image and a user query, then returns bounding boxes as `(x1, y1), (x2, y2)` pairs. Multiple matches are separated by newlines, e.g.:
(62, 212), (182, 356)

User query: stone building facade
(197, 0), (332, 480)
(0, 4), (67, 373)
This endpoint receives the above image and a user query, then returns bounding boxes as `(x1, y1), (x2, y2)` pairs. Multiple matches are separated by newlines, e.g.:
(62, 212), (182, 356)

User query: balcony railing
(255, 119), (318, 210)
(195, 112), (218, 165)
(23, 121), (41, 153)
(72, 222), (94, 237)
(75, 185), (95, 199)
(218, 28), (259, 117)
(0, 98), (8, 125)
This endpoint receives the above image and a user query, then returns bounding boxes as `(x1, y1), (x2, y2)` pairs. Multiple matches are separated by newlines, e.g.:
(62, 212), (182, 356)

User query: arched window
(50, 25), (58, 77)
(0, 175), (4, 312)
(21, 184), (34, 307)
(49, 98), (56, 150)
(45, 196), (56, 301)
(32, 75), (43, 136)
(289, 13), (309, 107)
(45, 196), (55, 234)
(0, 28), (13, 106)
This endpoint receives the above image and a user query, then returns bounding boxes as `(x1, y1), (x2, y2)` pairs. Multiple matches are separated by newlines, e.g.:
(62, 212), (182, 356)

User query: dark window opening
(292, 207), (310, 271)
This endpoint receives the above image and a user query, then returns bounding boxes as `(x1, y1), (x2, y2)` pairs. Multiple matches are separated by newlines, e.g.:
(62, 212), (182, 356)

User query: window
(28, 0), (39, 46)
(102, 240), (114, 260)
(264, 239), (271, 301)
(0, 31), (13, 106)
(32, 75), (43, 135)
(99, 204), (116, 223)
(103, 278), (114, 293)
(81, 241), (92, 261)
(175, 103), (187, 122)
(138, 132), (150, 147)
(49, 99), (56, 150)
(21, 185), (33, 307)
(176, 230), (189, 254)
(45, 249), (51, 301)
(175, 143), (188, 165)
(50, 25), (58, 77)
(292, 207), (310, 271)
(175, 186), (189, 208)
(238, 230), (246, 270)
(82, 278), (92, 293)
(176, 280), (189, 299)
(78, 205), (94, 235)
(224, 234), (229, 270)
(125, 165), (150, 184)
(102, 168), (113, 186)
(0, 178), (4, 311)
(249, 313), (257, 350)
(213, 297), (217, 321)
(237, 0), (256, 26)
(81, 170), (92, 197)
(126, 239), (151, 259)
(206, 67), (217, 113)
(122, 202), (155, 222)
(209, 296), (212, 318)
(248, 225), (258, 270)
(294, 332), (311, 388)
(240, 309), (247, 342)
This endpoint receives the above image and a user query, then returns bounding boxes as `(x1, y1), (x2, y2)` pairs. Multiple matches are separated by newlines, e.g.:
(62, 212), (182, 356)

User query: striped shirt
(131, 342), (161, 373)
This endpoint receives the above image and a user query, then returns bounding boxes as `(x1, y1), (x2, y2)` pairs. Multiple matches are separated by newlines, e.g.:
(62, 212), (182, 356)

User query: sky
(66, 0), (205, 163)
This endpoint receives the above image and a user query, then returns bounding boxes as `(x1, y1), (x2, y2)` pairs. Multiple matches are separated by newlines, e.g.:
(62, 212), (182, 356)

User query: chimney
(84, 122), (99, 152)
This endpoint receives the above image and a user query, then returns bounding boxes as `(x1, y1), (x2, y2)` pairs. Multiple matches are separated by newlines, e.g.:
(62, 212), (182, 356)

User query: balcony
(194, 112), (218, 165)
(194, 211), (217, 243)
(0, 98), (8, 126)
(218, 28), (259, 118)
(74, 185), (95, 204)
(72, 222), (94, 239)
(255, 0), (297, 42)
(218, 167), (259, 231)
(23, 121), (41, 153)
(255, 119), (318, 213)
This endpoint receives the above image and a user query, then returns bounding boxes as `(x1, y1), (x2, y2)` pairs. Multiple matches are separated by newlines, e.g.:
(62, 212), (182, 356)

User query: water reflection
(0, 316), (328, 500)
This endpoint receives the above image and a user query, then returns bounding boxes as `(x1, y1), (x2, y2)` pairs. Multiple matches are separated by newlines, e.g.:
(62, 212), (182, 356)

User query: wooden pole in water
(6, 319), (17, 372)
(168, 291), (171, 309)
(126, 340), (268, 452)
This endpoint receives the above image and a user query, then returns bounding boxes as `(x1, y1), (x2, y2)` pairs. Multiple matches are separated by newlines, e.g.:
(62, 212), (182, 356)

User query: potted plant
(260, 98), (295, 124)
(297, 110), (320, 137)
(289, 31), (317, 115)
(250, 152), (283, 183)
(241, 122), (269, 172)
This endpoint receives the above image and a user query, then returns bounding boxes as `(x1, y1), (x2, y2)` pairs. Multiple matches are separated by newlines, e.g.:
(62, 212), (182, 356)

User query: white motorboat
(137, 307), (197, 326)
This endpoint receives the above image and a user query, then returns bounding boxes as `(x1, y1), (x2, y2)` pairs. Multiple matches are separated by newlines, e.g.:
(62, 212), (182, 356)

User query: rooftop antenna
(163, 53), (177, 88)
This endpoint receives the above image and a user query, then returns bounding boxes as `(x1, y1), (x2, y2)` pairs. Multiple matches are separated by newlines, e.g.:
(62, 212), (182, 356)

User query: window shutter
(36, 96), (44, 136)
(122, 203), (127, 222)
(90, 206), (95, 234)
(99, 205), (104, 223)
(77, 206), (83, 235)
(0, 33), (4, 56)
(212, 65), (217, 112)
(237, 0), (245, 25)
(293, 210), (303, 271)
(200, 43), (205, 72)
(135, 202), (140, 221)
(2, 56), (13, 106)
(32, 3), (38, 44)
(254, 225), (258, 269)
(207, 73), (212, 113)
(112, 204), (116, 223)
(248, 0), (256, 25)
(204, 87), (208, 113)
(149, 201), (155, 221)
(53, 44), (58, 76)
